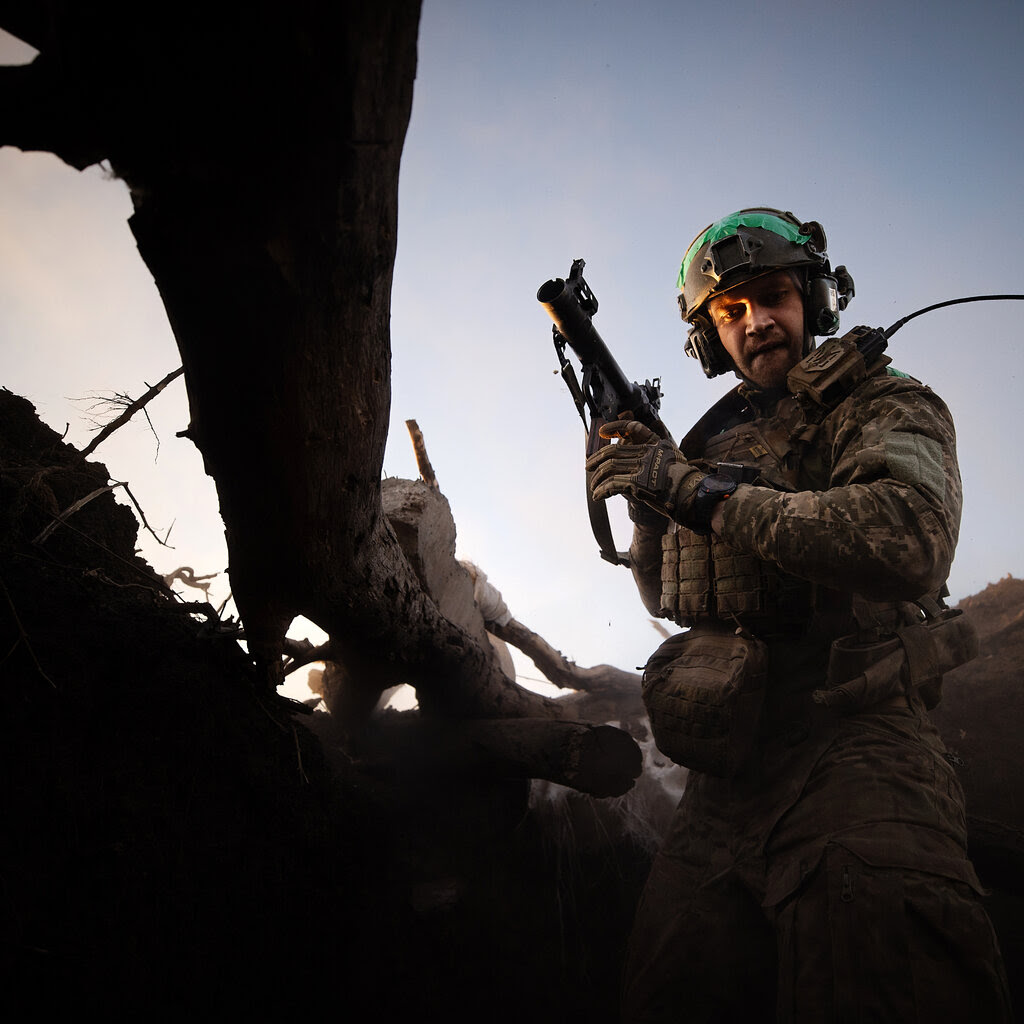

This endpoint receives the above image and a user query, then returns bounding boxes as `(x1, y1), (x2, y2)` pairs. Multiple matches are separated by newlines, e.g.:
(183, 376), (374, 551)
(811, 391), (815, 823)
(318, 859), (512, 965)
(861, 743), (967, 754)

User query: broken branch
(405, 418), (438, 490)
(490, 616), (642, 694)
(32, 480), (172, 550)
(33, 483), (123, 545)
(79, 366), (185, 458)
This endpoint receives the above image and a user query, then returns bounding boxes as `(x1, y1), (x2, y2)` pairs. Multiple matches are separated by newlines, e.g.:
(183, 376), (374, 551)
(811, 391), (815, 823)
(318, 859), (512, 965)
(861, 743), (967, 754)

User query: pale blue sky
(2, 0), (1023, 696)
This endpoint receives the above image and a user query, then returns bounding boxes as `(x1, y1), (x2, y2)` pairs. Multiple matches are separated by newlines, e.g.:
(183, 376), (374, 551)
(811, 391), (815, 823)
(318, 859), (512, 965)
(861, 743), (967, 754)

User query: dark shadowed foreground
(2, 389), (1023, 1020)
(1, 8), (1022, 1015)
(0, 390), (651, 1020)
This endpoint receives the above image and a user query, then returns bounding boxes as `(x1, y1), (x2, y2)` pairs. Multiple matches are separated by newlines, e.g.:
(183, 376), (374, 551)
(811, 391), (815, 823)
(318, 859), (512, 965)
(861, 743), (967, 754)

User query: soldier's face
(707, 270), (806, 389)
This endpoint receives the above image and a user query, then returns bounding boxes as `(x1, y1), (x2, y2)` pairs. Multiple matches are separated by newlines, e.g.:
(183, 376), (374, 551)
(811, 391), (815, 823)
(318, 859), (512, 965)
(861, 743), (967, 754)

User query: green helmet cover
(678, 212), (810, 288)
(677, 208), (828, 322)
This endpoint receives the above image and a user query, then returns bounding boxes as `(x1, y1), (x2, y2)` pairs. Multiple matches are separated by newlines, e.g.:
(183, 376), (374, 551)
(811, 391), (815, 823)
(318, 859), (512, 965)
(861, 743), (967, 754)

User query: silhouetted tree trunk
(0, 3), (641, 786)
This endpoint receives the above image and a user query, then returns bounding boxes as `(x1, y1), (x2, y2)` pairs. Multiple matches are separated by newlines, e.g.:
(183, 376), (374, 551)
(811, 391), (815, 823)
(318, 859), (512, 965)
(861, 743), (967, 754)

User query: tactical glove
(587, 420), (706, 527)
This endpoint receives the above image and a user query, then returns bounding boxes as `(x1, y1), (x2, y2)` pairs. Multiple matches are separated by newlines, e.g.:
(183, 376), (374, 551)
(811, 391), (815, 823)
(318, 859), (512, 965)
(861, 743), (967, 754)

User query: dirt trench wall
(0, 390), (649, 1021)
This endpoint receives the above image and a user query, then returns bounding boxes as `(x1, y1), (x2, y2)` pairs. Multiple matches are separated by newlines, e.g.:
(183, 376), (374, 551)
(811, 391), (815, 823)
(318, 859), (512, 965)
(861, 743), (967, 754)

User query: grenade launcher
(538, 259), (671, 445)
(538, 259), (670, 565)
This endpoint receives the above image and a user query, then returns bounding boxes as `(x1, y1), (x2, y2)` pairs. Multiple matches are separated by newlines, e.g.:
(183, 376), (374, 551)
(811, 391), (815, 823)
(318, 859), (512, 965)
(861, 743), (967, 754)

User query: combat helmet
(677, 207), (854, 378)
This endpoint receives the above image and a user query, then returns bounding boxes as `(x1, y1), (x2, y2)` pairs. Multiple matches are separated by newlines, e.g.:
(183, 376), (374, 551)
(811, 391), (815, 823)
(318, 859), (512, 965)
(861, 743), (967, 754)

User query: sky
(2, 0), (1023, 702)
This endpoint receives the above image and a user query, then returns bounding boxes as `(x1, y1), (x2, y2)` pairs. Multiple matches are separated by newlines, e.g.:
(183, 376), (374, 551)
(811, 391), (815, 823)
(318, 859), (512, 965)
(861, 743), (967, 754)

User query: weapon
(538, 259), (669, 565)
(540, 262), (1024, 567)
(538, 259), (669, 442)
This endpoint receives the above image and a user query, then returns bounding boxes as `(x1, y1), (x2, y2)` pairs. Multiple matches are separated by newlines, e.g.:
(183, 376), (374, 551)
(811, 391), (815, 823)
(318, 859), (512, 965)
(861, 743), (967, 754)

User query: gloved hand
(586, 420), (705, 525)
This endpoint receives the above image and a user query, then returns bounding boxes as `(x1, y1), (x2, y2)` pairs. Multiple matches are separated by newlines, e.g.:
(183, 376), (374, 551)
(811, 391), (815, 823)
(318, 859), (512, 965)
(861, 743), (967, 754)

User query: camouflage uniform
(622, 367), (1012, 1022)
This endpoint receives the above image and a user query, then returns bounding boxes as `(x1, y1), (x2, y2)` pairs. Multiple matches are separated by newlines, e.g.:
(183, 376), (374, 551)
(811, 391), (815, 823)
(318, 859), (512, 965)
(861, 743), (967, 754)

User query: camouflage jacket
(629, 364), (985, 911)
(629, 364), (961, 645)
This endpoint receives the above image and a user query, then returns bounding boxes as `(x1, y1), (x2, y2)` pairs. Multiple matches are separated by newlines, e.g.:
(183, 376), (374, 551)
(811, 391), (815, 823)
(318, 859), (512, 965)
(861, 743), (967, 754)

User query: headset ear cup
(685, 322), (732, 379)
(805, 273), (841, 336)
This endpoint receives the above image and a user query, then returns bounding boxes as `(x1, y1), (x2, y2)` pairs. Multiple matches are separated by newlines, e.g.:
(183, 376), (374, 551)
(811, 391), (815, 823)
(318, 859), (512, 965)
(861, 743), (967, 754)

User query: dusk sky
(2, 0), (1023, 700)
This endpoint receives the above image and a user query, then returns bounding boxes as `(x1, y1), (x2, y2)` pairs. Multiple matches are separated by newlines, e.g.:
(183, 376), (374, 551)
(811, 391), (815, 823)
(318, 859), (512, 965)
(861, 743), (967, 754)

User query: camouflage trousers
(623, 649), (1012, 1023)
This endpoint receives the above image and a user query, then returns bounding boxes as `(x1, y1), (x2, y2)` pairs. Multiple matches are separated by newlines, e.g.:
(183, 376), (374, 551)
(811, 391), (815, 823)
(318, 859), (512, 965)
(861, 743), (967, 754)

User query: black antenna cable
(885, 294), (1024, 339)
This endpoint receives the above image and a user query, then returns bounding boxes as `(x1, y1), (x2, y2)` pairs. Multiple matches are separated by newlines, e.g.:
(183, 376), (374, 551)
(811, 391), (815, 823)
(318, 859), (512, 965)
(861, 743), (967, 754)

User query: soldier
(586, 209), (1012, 1022)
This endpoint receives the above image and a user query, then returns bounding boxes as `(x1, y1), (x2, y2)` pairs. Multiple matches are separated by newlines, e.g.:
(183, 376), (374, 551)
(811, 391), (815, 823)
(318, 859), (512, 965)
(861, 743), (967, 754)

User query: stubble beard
(742, 335), (799, 389)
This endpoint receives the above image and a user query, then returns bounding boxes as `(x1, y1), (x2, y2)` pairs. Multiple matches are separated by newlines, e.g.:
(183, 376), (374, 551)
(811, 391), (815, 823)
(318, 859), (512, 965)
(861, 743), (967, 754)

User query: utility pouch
(641, 625), (768, 777)
(814, 608), (978, 713)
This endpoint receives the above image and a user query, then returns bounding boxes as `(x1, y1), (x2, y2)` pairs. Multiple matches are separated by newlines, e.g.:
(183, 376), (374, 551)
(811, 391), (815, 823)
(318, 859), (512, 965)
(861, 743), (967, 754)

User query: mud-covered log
(340, 716), (643, 798)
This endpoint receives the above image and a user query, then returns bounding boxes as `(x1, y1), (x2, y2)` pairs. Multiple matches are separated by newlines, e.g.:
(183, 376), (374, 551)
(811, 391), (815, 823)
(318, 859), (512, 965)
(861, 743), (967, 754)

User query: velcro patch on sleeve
(884, 431), (946, 500)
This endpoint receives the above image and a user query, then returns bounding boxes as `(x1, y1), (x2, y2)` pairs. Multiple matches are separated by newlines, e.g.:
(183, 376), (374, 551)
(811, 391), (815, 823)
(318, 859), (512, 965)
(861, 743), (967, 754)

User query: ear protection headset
(678, 209), (855, 379)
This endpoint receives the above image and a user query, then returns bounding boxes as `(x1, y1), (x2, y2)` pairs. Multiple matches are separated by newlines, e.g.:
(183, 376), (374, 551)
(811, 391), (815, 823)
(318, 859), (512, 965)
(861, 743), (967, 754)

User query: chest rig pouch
(642, 623), (768, 777)
(660, 391), (816, 629)
(660, 529), (817, 628)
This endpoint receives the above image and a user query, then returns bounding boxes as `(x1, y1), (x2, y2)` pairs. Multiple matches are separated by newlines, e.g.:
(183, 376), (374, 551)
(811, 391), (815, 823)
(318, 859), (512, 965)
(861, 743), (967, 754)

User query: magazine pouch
(642, 624), (768, 777)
